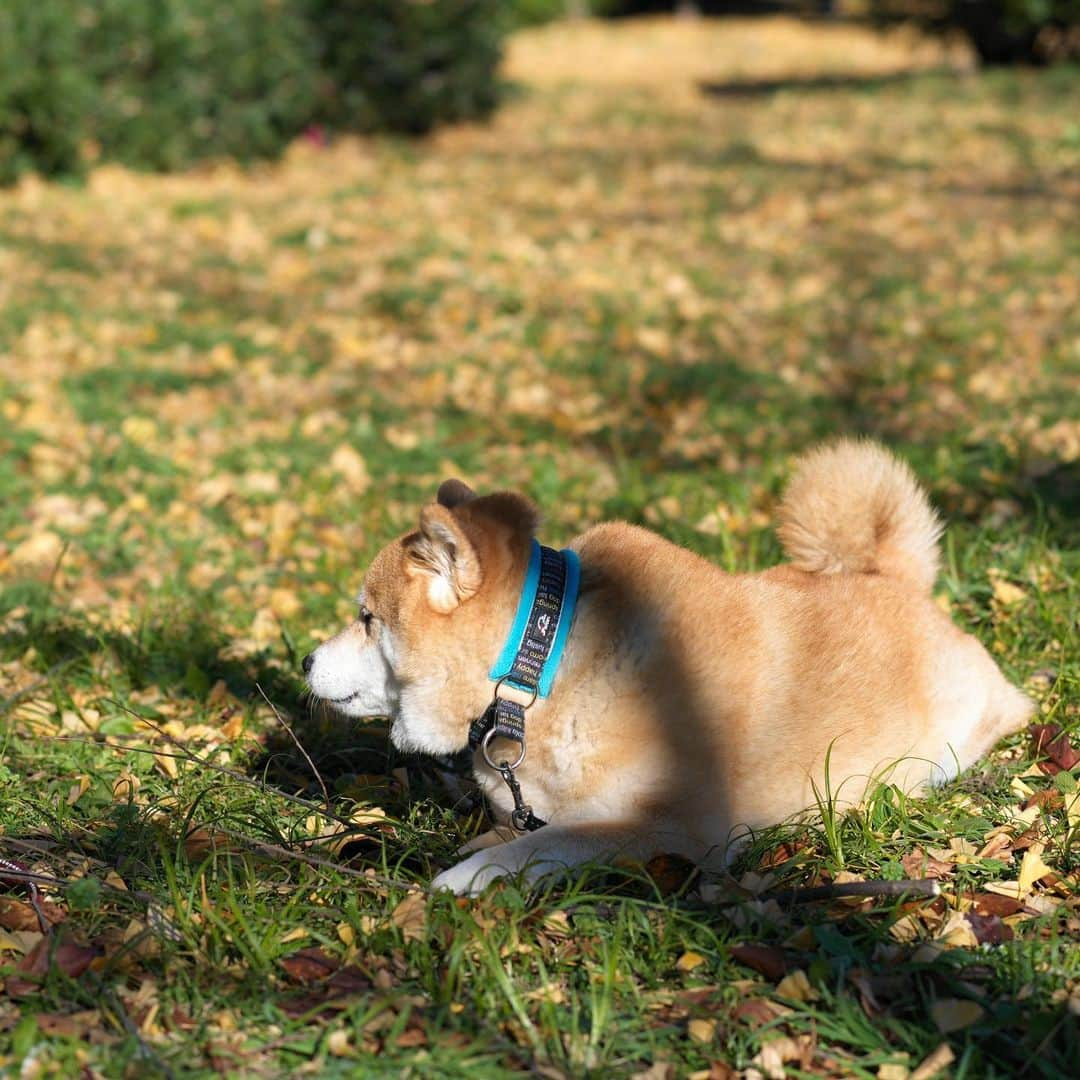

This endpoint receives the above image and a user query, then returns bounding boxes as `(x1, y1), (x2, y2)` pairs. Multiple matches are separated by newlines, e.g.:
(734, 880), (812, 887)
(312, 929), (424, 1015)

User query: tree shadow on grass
(0, 593), (415, 788)
(0, 593), (474, 888)
(698, 67), (959, 100)
(0, 599), (304, 719)
(524, 849), (1076, 1076)
(0, 600), (447, 886)
(741, 917), (1078, 1076)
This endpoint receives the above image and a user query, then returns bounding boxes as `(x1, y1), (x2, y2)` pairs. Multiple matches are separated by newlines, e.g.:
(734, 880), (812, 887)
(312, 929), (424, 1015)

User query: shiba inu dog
(303, 441), (1031, 895)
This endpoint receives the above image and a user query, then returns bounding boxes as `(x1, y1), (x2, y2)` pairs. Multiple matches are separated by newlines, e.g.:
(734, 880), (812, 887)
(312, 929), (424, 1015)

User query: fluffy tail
(776, 440), (942, 592)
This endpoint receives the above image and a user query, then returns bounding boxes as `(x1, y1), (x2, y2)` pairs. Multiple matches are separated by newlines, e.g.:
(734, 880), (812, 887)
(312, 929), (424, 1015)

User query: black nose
(301, 653), (314, 675)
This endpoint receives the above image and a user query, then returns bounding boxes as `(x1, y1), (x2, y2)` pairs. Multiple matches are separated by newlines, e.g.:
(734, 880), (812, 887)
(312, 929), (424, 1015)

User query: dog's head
(303, 480), (538, 755)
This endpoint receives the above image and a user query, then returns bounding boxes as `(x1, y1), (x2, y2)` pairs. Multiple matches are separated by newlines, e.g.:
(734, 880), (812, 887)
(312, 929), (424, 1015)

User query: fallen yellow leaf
(526, 982), (566, 1005)
(0, 930), (40, 954)
(105, 871), (127, 892)
(1066, 791), (1080, 832)
(910, 1042), (955, 1080)
(121, 415), (158, 447)
(982, 880), (1024, 899)
(391, 892), (428, 943)
(330, 444), (370, 493)
(930, 998), (984, 1033)
(250, 607), (280, 648)
(270, 587), (301, 619)
(687, 1018), (716, 1043)
(327, 1029), (354, 1057)
(889, 914), (923, 943)
(1017, 845), (1053, 896)
(112, 772), (140, 801)
(935, 910), (979, 949)
(775, 968), (819, 1003)
(675, 950), (706, 972)
(155, 752), (178, 780)
(752, 1035), (812, 1078)
(220, 711), (244, 741)
(991, 577), (1025, 606)
(878, 1063), (910, 1080)
(7, 531), (65, 577)
(67, 774), (91, 806)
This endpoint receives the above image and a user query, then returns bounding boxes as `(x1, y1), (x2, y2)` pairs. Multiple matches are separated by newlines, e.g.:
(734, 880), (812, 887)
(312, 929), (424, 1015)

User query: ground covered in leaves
(0, 14), (1077, 1079)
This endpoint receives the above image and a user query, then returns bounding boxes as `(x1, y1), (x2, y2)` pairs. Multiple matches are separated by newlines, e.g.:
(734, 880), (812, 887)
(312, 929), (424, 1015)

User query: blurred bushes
(86, 0), (319, 172)
(310, 0), (504, 135)
(870, 0), (1080, 64)
(0, 0), (507, 184)
(509, 0), (577, 26)
(0, 5), (92, 184)
(508, 1), (622, 26)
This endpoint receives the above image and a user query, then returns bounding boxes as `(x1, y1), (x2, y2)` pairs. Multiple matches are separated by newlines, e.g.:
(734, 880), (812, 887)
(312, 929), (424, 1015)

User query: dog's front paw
(431, 850), (513, 896)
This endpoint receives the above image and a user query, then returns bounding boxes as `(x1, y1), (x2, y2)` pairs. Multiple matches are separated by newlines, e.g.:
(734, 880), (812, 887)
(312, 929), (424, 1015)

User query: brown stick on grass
(256, 681), (332, 817)
(765, 878), (941, 905)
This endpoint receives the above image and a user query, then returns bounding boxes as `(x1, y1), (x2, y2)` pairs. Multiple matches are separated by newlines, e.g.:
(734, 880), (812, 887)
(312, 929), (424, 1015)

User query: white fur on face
(306, 622), (400, 719)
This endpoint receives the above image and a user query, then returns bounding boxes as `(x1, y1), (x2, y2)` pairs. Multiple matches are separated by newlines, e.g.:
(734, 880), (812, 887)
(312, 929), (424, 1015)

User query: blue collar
(488, 540), (580, 698)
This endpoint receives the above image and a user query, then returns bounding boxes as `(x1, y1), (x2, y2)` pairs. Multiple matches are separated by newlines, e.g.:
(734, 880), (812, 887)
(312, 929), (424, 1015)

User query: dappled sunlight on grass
(0, 15), (1077, 1077)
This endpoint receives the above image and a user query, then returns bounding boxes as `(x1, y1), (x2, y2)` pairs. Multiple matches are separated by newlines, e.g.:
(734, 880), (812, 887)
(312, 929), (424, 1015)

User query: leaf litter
(0, 11), (1078, 1077)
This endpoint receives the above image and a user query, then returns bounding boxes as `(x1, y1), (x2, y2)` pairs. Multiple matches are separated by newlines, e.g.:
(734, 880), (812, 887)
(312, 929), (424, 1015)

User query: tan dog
(304, 441), (1031, 894)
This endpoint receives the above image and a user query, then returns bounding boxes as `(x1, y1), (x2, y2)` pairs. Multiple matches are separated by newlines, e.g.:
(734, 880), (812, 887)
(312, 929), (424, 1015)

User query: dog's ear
(404, 503), (481, 613)
(436, 479), (476, 509)
(469, 492), (539, 537)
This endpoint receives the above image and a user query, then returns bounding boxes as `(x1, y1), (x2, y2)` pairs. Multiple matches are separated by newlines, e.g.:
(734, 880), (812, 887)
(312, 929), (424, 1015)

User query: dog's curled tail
(777, 439), (943, 592)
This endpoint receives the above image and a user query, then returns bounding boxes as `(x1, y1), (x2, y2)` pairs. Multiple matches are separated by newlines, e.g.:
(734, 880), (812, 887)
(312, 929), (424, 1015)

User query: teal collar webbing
(487, 540), (580, 698)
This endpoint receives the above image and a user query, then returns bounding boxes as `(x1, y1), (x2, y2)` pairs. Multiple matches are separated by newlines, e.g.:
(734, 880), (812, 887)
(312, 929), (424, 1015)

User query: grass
(0, 14), (1078, 1078)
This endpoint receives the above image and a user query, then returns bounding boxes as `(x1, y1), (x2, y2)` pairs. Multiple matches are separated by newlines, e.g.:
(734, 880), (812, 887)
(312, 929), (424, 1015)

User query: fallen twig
(764, 878), (941, 905)
(0, 854), (54, 932)
(204, 826), (432, 896)
(0, 865), (160, 907)
(255, 681), (332, 818)
(62, 712), (362, 835)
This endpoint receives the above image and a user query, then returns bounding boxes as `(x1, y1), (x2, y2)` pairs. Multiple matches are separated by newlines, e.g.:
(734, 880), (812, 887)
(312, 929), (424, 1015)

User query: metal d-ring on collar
(480, 676), (535, 772)
(480, 728), (526, 772)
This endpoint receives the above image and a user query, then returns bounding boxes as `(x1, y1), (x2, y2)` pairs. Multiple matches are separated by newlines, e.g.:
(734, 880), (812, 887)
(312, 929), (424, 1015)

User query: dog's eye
(359, 605), (374, 631)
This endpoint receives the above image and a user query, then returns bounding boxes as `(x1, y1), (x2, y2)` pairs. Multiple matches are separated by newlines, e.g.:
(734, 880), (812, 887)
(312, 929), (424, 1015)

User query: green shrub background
(309, 0), (505, 135)
(0, 5), (93, 185)
(0, 0), (508, 184)
(868, 0), (1079, 64)
(84, 0), (320, 173)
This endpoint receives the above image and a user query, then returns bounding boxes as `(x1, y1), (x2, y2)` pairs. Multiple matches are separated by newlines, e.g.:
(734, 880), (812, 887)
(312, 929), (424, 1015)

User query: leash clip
(498, 763), (545, 833)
